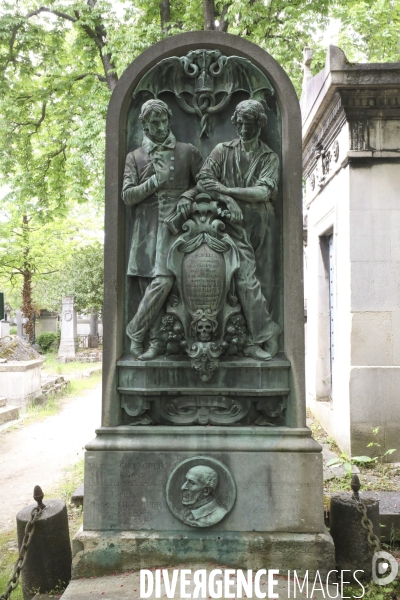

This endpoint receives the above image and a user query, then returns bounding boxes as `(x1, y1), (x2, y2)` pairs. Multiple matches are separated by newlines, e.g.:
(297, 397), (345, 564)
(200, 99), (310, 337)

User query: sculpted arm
(121, 152), (159, 206)
(205, 152), (280, 204)
(197, 149), (243, 223)
(196, 146), (223, 194)
(178, 144), (204, 218)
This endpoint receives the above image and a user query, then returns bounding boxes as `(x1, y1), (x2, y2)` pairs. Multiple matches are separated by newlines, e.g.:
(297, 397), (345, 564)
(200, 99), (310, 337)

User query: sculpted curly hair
(140, 99), (172, 125)
(231, 100), (268, 128)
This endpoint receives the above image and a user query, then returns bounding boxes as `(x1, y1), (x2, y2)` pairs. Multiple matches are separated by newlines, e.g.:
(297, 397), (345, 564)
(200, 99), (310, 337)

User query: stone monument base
(78, 427), (335, 577)
(72, 529), (334, 578)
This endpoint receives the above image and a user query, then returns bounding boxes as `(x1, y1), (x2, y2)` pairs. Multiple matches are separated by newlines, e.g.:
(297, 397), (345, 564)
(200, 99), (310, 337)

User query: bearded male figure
(122, 99), (202, 360)
(197, 99), (281, 359)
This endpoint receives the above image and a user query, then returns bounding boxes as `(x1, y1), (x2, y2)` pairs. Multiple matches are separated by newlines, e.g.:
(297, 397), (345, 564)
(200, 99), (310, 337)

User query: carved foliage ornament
(121, 394), (287, 426)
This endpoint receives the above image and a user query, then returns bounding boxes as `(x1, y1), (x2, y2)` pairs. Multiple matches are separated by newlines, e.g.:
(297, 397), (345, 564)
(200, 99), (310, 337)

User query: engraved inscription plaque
(182, 244), (225, 313)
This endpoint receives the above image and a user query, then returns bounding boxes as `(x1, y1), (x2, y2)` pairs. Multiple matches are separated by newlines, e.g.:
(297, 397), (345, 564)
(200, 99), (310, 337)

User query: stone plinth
(58, 296), (78, 362)
(72, 530), (334, 579)
(302, 46), (400, 461)
(75, 427), (334, 577)
(0, 359), (43, 406)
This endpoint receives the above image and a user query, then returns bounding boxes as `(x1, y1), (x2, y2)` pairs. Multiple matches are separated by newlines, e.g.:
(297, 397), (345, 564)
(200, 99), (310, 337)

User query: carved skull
(196, 318), (213, 341)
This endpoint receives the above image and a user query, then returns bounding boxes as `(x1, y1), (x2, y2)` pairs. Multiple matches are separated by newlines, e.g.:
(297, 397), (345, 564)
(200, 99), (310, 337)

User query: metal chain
(350, 474), (381, 553)
(0, 486), (45, 600)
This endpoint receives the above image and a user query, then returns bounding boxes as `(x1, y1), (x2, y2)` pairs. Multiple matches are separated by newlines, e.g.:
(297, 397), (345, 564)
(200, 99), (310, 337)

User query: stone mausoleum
(302, 46), (400, 462)
(72, 32), (334, 577)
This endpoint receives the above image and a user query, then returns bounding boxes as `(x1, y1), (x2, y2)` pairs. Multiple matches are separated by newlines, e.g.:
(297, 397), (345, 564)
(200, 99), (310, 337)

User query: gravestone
(58, 296), (78, 361)
(74, 32), (334, 577)
(15, 310), (24, 339)
(88, 311), (99, 349)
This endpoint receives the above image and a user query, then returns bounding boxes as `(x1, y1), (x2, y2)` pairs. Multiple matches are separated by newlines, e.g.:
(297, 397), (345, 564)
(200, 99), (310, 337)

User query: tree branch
(25, 7), (78, 23)
(6, 2), (118, 91)
(10, 102), (47, 134)
(74, 72), (108, 83)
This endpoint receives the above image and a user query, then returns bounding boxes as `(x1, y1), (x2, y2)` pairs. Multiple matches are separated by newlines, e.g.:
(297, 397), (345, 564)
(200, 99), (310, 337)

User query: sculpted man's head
(181, 465), (219, 507)
(140, 99), (172, 144)
(231, 100), (268, 142)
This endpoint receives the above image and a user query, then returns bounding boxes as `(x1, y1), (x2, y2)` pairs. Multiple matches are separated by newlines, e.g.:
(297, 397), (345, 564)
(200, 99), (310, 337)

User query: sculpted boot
(263, 322), (281, 358)
(139, 345), (164, 361)
(243, 344), (272, 361)
(130, 341), (143, 358)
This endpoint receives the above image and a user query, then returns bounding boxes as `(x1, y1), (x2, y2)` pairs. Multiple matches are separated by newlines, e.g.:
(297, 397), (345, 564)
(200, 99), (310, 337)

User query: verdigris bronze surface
(166, 457), (236, 528)
(122, 99), (202, 361)
(123, 54), (281, 382)
(132, 50), (275, 138)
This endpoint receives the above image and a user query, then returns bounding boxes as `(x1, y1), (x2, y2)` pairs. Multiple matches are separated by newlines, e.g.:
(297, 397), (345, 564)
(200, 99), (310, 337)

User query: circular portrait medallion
(166, 456), (236, 528)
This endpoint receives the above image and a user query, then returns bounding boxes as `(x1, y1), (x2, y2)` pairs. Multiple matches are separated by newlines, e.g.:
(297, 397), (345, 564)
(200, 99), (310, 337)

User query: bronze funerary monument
(72, 32), (334, 576)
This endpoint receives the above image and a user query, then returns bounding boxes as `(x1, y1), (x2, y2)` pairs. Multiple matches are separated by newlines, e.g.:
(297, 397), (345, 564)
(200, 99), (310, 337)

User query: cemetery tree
(63, 242), (104, 316)
(33, 241), (104, 317)
(1, 0), (397, 227)
(0, 195), (97, 337)
(0, 0), (356, 228)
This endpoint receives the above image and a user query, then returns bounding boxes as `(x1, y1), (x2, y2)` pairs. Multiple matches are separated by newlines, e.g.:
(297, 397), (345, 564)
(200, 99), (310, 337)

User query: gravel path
(0, 383), (101, 533)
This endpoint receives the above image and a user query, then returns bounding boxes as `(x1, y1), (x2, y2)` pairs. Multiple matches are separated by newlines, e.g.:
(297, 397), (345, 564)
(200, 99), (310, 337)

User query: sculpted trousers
(226, 222), (275, 346)
(127, 275), (174, 348)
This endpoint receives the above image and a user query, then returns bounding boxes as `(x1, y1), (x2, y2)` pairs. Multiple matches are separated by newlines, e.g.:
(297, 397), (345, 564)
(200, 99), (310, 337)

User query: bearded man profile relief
(181, 465), (228, 527)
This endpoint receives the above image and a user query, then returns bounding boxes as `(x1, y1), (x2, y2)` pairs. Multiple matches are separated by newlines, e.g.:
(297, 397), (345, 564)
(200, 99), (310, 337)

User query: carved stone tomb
(74, 32), (334, 577)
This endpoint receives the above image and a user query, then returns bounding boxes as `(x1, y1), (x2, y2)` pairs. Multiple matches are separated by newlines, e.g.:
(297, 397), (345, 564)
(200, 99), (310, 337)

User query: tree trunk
(160, 0), (171, 33)
(21, 215), (35, 341)
(203, 0), (215, 30)
(218, 4), (230, 31)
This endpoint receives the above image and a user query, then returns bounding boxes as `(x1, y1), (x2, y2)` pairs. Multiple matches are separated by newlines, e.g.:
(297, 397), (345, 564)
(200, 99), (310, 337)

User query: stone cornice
(303, 92), (345, 176)
(302, 47), (400, 185)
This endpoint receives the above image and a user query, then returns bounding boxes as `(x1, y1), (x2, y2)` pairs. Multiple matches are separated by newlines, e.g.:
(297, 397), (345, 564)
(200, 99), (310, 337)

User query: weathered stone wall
(302, 46), (400, 460)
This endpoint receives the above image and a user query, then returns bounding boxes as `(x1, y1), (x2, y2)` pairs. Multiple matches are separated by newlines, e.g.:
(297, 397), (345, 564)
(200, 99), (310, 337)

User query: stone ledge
(71, 528), (335, 579)
(0, 358), (44, 372)
(86, 426), (322, 452)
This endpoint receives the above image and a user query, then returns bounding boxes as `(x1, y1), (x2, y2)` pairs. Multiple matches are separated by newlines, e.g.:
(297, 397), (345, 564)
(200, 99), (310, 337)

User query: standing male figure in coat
(122, 99), (202, 360)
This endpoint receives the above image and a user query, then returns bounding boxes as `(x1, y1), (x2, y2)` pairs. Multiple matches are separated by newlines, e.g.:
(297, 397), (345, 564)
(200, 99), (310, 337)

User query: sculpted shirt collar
(190, 497), (220, 519)
(142, 131), (176, 154)
(223, 138), (274, 155)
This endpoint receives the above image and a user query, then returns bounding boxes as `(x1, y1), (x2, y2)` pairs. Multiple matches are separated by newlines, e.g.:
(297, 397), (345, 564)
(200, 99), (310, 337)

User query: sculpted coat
(122, 131), (203, 277)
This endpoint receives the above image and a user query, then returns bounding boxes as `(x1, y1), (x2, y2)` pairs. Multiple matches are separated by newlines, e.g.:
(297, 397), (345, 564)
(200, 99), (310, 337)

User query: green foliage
(66, 241), (104, 314)
(326, 450), (372, 475)
(35, 240), (104, 314)
(366, 426), (397, 465)
(37, 331), (58, 352)
(0, 196), (101, 310)
(333, 0), (400, 63)
(327, 426), (397, 475)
